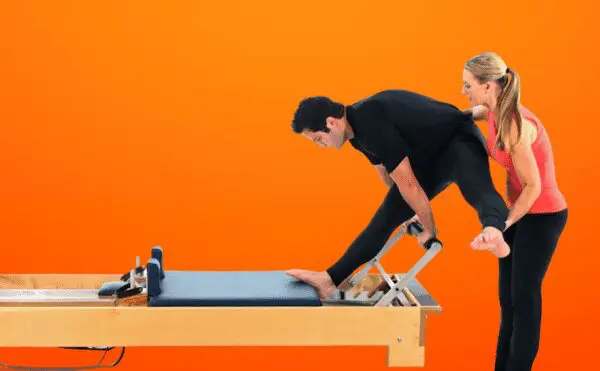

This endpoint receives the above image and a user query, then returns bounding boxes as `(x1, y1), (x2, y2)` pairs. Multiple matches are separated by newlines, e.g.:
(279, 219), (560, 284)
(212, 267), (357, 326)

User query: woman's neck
(487, 98), (498, 114)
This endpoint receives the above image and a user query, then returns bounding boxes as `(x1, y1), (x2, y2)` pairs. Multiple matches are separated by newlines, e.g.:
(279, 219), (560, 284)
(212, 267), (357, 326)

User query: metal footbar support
(325, 220), (442, 307)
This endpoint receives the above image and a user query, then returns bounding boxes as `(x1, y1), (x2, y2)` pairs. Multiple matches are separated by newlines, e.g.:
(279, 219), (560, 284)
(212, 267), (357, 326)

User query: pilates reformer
(0, 221), (442, 370)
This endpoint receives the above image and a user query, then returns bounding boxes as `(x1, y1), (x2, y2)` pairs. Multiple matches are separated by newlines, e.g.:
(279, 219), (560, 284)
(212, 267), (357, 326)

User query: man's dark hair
(291, 96), (345, 134)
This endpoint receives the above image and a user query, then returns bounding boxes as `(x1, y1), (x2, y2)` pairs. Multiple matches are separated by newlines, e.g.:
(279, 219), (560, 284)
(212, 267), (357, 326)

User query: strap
(115, 285), (143, 299)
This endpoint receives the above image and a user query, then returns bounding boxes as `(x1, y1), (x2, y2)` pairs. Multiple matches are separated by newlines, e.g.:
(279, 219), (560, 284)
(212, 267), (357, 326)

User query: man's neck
(344, 116), (355, 140)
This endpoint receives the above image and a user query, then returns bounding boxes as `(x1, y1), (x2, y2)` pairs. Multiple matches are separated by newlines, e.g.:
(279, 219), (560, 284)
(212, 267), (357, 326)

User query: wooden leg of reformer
(386, 310), (427, 367)
(387, 337), (425, 367)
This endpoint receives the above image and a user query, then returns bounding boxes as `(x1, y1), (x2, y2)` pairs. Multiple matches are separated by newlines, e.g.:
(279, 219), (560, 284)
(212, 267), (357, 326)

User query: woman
(462, 52), (568, 371)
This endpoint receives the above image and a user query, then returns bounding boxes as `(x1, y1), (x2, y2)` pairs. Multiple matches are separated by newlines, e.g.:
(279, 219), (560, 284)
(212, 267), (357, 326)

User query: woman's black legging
(495, 208), (568, 371)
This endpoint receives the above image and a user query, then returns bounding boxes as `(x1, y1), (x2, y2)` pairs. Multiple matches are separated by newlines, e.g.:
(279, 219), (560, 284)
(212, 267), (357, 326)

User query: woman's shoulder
(520, 117), (538, 144)
(519, 104), (542, 142)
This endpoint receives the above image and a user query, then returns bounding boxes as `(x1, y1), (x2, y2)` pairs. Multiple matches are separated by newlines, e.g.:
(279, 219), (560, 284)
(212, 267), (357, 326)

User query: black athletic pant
(495, 208), (568, 371)
(326, 125), (509, 286)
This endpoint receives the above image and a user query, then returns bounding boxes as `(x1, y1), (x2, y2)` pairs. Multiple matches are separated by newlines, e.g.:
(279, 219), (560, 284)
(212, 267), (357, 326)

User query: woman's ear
(483, 81), (492, 95)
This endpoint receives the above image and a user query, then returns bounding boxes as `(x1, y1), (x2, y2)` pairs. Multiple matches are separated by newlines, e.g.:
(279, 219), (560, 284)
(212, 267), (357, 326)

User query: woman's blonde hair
(465, 52), (521, 151)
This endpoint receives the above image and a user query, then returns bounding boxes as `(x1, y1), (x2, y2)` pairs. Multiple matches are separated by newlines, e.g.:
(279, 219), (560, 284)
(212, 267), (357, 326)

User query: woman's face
(462, 68), (489, 107)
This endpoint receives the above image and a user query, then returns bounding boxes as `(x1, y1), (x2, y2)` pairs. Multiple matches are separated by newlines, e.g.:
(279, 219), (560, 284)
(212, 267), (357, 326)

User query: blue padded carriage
(146, 247), (322, 307)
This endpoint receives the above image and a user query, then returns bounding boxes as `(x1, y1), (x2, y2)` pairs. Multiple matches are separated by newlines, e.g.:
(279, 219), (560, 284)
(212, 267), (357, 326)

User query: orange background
(1, 1), (598, 370)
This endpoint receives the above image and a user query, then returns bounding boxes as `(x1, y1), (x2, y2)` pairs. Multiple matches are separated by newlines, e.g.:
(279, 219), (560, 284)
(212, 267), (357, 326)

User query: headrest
(151, 246), (165, 279)
(147, 258), (163, 297)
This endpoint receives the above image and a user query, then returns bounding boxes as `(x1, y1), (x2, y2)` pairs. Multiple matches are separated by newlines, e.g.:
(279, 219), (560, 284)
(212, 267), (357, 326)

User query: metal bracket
(325, 221), (442, 307)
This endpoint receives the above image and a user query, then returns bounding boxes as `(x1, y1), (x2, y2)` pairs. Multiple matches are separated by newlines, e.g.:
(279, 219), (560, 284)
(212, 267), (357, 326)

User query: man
(287, 90), (510, 299)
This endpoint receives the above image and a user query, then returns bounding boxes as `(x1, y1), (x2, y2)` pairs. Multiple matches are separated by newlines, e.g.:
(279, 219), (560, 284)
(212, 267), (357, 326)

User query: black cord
(0, 347), (126, 371)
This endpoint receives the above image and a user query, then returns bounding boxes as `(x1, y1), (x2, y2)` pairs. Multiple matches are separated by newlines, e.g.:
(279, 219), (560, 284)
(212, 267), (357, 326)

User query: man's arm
(375, 164), (394, 188)
(462, 105), (489, 121)
(375, 166), (435, 235)
(352, 101), (437, 238)
(389, 157), (437, 237)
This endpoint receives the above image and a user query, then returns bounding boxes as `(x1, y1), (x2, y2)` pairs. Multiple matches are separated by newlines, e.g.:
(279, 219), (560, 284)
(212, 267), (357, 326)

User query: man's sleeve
(361, 122), (411, 174)
(360, 146), (383, 166)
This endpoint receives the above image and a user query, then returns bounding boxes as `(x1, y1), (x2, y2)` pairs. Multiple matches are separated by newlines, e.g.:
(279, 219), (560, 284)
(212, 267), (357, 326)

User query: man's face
(302, 118), (347, 149)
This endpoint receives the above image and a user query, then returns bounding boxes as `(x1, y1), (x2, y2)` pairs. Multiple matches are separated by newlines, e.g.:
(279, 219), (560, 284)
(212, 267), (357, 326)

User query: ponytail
(494, 68), (522, 151)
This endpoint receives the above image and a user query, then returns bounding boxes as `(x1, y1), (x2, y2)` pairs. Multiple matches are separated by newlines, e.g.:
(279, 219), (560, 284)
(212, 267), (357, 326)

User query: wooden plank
(0, 274), (121, 289)
(401, 287), (441, 314)
(116, 293), (148, 307)
(392, 274), (442, 314)
(347, 274), (386, 298)
(421, 305), (442, 313)
(0, 306), (426, 366)
(402, 287), (420, 307)
(418, 310), (428, 347)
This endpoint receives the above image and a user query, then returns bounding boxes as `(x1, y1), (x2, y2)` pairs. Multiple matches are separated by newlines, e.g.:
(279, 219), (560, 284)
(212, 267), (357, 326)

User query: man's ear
(325, 117), (340, 130)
